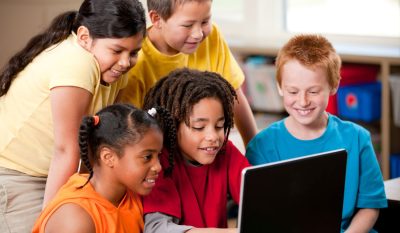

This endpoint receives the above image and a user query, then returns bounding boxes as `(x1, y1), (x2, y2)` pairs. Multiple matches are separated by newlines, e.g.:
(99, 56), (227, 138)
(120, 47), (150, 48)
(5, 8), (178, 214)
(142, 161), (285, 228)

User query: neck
(182, 154), (203, 167)
(91, 170), (126, 207)
(286, 112), (329, 140)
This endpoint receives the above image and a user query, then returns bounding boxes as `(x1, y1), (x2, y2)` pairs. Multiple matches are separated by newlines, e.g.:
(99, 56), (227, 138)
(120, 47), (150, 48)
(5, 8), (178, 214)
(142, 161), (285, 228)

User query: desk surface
(385, 178), (400, 202)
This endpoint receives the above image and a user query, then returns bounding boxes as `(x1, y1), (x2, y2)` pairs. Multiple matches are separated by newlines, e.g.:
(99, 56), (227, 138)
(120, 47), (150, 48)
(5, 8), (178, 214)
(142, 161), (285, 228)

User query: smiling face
(88, 34), (143, 84)
(177, 97), (225, 165)
(113, 127), (163, 196)
(150, 0), (212, 55)
(76, 25), (144, 85)
(279, 59), (335, 131)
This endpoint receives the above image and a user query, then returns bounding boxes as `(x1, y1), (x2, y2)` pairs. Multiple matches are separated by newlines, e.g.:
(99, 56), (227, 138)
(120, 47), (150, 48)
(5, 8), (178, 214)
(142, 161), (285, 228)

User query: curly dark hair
(143, 68), (237, 173)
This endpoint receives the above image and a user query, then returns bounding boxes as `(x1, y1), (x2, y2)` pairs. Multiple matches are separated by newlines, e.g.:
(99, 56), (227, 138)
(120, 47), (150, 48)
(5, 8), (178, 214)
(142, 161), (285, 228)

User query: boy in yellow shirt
(117, 0), (257, 145)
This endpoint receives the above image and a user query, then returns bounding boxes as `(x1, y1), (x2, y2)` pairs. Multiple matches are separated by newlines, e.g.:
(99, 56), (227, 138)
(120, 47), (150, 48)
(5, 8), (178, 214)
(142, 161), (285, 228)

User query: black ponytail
(78, 116), (96, 188)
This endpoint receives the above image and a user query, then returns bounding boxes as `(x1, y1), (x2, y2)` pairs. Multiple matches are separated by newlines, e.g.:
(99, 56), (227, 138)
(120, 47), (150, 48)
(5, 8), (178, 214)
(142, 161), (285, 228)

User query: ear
(149, 10), (162, 29)
(76, 26), (93, 50)
(330, 81), (340, 95)
(330, 87), (338, 95)
(99, 147), (116, 168)
(277, 83), (283, 96)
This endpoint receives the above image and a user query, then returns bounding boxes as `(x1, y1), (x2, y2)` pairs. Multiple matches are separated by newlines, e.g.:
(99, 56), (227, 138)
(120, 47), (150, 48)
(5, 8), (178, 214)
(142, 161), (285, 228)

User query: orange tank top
(32, 173), (144, 233)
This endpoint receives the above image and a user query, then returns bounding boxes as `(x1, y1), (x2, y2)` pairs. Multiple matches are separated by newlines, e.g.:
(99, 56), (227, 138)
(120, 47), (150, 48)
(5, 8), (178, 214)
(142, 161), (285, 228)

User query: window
(286, 0), (400, 38)
(212, 0), (400, 50)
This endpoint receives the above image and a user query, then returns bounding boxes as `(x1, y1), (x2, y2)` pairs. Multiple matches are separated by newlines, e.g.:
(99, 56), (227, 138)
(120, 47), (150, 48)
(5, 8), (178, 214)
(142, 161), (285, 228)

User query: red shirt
(143, 140), (250, 227)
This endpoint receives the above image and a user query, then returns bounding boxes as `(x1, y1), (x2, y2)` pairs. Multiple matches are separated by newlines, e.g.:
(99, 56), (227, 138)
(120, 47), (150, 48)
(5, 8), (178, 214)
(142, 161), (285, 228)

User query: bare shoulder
(45, 203), (95, 233)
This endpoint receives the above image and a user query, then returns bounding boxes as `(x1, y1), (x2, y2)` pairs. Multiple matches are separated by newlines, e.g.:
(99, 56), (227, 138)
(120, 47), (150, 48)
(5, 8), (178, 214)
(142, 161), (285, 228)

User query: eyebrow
(284, 85), (321, 89)
(139, 149), (159, 155)
(182, 15), (211, 23)
(111, 43), (141, 52)
(110, 44), (126, 49)
(191, 116), (225, 123)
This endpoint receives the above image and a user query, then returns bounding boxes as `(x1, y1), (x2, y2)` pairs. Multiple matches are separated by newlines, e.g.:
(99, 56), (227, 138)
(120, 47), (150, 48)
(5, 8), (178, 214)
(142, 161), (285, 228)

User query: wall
(0, 0), (81, 67)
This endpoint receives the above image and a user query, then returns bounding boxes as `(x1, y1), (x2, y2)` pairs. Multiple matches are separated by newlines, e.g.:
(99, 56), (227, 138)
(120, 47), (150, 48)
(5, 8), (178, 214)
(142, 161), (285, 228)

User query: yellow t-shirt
(117, 23), (244, 108)
(0, 33), (127, 177)
(32, 173), (144, 233)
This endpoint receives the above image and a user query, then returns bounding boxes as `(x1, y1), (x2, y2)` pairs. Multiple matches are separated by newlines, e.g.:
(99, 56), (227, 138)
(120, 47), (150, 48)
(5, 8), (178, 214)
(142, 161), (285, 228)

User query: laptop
(238, 149), (347, 233)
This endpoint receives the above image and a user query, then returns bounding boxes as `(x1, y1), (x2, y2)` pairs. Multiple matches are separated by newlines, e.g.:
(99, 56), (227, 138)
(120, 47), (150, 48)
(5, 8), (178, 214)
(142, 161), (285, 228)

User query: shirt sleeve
(144, 212), (193, 233)
(245, 131), (272, 165)
(47, 35), (100, 93)
(357, 128), (387, 208)
(210, 24), (245, 90)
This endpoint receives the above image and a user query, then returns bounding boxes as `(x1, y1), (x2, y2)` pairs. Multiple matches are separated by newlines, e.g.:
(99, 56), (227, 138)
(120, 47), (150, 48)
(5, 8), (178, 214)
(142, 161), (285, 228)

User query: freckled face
(279, 59), (334, 129)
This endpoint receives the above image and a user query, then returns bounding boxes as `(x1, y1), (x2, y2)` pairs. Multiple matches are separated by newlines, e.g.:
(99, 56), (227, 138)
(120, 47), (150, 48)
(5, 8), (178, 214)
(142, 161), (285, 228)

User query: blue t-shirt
(246, 114), (387, 232)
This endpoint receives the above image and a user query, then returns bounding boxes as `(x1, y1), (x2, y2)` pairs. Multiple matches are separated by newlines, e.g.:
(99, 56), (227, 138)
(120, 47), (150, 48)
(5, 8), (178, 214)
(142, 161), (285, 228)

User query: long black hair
(0, 0), (146, 97)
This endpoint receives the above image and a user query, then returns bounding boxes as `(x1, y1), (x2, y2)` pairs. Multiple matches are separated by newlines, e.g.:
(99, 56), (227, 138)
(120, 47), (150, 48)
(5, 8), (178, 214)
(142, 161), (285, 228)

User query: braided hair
(78, 103), (164, 187)
(143, 68), (237, 173)
(146, 106), (177, 176)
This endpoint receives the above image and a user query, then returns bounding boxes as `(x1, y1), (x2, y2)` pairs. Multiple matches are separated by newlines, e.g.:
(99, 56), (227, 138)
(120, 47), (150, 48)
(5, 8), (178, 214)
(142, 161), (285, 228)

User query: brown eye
(144, 154), (152, 161)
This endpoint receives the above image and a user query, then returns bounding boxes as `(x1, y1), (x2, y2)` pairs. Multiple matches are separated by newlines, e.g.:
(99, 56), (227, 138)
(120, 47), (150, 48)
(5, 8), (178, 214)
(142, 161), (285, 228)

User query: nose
(118, 54), (131, 69)
(151, 156), (162, 174)
(205, 128), (218, 142)
(298, 92), (310, 107)
(191, 26), (203, 40)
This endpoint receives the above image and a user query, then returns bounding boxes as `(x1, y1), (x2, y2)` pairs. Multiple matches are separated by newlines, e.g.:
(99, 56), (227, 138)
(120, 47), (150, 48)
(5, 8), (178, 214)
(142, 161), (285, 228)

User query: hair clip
(93, 115), (100, 126)
(147, 108), (157, 117)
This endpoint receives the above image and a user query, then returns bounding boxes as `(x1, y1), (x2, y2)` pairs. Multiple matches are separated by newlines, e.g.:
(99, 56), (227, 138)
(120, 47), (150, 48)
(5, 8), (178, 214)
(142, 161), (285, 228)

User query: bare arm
(345, 208), (379, 233)
(233, 88), (258, 146)
(45, 203), (95, 233)
(43, 86), (92, 207)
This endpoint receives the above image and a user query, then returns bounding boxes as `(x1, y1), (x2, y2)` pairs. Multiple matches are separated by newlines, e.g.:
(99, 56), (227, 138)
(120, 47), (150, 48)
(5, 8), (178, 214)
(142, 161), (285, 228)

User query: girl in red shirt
(142, 68), (251, 233)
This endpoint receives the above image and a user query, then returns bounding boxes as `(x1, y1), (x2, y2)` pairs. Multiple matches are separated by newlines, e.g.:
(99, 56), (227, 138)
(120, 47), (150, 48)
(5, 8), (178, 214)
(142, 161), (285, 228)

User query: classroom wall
(0, 0), (81, 67)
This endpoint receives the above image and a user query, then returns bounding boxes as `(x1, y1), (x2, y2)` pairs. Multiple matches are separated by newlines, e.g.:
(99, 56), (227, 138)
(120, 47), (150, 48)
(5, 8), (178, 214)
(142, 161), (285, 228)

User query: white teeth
(145, 179), (155, 183)
(111, 69), (122, 76)
(298, 109), (311, 116)
(203, 147), (217, 151)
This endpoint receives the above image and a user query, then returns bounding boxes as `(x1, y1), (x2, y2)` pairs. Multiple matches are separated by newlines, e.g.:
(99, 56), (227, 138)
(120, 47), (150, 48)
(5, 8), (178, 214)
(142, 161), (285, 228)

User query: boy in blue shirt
(246, 34), (387, 232)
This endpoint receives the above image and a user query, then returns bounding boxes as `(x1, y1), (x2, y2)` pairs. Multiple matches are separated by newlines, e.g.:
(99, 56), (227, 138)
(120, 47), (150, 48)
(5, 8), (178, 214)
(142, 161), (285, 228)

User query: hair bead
(93, 115), (100, 126)
(147, 107), (157, 117)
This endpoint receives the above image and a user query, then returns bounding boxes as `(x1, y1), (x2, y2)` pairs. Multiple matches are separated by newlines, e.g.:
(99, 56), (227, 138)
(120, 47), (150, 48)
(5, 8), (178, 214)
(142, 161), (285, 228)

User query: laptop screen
(238, 149), (347, 233)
